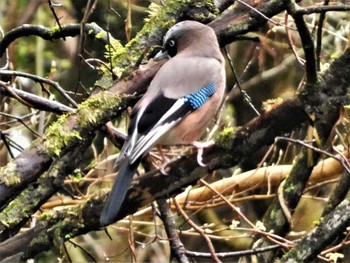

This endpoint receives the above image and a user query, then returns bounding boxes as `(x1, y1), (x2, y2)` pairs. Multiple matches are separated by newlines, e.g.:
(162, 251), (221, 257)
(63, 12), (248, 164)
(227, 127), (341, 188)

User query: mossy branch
(0, 1), (349, 261)
(250, 42), (350, 263)
(0, 92), (130, 240)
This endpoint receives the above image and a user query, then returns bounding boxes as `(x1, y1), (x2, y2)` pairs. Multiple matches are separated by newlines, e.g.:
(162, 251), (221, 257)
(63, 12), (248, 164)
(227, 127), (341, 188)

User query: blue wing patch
(125, 82), (217, 163)
(184, 82), (216, 109)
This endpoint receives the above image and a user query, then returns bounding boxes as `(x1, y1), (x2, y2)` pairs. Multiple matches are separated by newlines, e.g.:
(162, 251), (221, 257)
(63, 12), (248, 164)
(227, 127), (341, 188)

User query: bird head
(154, 20), (220, 61)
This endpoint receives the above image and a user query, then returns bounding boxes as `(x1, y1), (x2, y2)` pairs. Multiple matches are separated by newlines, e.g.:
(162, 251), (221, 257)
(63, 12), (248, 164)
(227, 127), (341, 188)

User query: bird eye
(168, 39), (175, 47)
(166, 39), (177, 57)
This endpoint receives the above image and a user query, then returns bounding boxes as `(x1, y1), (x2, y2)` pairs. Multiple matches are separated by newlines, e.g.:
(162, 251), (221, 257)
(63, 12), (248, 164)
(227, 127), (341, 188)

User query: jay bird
(100, 20), (226, 226)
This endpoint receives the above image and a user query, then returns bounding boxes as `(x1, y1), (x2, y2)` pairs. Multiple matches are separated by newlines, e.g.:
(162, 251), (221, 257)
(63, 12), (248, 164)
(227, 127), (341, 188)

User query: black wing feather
(136, 94), (178, 134)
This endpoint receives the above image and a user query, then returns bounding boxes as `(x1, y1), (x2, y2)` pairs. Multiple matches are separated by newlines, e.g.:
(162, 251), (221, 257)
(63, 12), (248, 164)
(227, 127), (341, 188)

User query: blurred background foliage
(0, 0), (349, 262)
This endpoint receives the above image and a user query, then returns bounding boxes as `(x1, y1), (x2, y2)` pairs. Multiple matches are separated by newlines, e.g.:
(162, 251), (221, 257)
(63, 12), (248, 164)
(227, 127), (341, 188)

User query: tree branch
(281, 194), (350, 262)
(0, 1), (349, 261)
(0, 23), (114, 57)
(0, 81), (74, 113)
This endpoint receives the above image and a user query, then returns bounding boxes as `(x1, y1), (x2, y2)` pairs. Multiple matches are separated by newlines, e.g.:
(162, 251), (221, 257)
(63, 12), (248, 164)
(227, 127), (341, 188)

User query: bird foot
(192, 140), (214, 167)
(159, 157), (171, 175)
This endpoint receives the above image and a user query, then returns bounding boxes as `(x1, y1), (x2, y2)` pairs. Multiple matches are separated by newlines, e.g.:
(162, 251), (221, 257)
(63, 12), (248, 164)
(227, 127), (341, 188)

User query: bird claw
(159, 157), (170, 175)
(192, 140), (215, 167)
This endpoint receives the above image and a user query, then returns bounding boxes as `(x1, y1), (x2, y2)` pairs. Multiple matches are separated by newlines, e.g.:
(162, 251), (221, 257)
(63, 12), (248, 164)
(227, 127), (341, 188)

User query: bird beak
(153, 50), (170, 61)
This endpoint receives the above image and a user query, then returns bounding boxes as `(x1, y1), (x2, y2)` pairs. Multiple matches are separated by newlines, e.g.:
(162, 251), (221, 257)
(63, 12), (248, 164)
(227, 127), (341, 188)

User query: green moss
(51, 212), (84, 245)
(43, 114), (82, 157)
(76, 91), (123, 126)
(106, 0), (217, 79)
(94, 74), (114, 90)
(216, 127), (236, 149)
(270, 208), (278, 220)
(284, 183), (295, 193)
(71, 169), (82, 183)
(0, 161), (21, 186)
(95, 31), (106, 40)
(0, 182), (43, 226)
(40, 211), (55, 220)
(49, 25), (61, 36)
(269, 208), (285, 228)
(0, 201), (26, 226)
(312, 219), (321, 227)
(41, 92), (124, 158)
(29, 230), (51, 251)
(64, 233), (73, 239)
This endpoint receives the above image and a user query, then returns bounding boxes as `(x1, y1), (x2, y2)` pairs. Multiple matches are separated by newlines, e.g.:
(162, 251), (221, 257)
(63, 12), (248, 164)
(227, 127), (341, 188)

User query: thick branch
(0, 1), (349, 261)
(285, 0), (318, 85)
(251, 45), (350, 263)
(281, 195), (350, 262)
(0, 81), (74, 114)
(0, 23), (113, 57)
(0, 92), (130, 238)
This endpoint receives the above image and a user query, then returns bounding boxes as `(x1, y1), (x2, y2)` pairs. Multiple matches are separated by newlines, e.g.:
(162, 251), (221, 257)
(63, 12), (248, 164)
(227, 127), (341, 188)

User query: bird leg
(150, 145), (171, 175)
(192, 140), (215, 167)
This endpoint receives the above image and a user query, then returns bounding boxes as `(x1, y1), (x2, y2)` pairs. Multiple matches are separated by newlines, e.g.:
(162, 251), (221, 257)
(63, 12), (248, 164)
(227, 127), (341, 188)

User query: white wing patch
(128, 98), (188, 164)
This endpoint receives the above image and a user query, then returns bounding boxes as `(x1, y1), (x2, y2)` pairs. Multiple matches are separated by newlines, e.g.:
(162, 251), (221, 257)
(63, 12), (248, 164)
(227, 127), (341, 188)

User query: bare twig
(294, 4), (350, 15)
(0, 132), (15, 158)
(0, 112), (41, 137)
(199, 179), (293, 249)
(0, 80), (74, 113)
(0, 23), (115, 57)
(186, 244), (281, 258)
(224, 46), (260, 116)
(277, 180), (293, 228)
(173, 198), (221, 263)
(275, 136), (350, 175)
(0, 81), (34, 107)
(284, 12), (305, 67)
(157, 199), (190, 263)
(47, 0), (65, 40)
(0, 69), (78, 107)
(78, 0), (99, 56)
(315, 0), (330, 71)
(285, 0), (318, 84)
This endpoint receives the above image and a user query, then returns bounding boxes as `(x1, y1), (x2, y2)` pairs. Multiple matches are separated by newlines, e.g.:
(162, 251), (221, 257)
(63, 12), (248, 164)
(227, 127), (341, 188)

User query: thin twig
(0, 112), (41, 137)
(0, 81), (74, 113)
(0, 26), (9, 70)
(0, 23), (115, 58)
(315, 0), (330, 71)
(78, 0), (98, 56)
(0, 81), (34, 108)
(186, 244), (281, 258)
(47, 0), (65, 40)
(224, 46), (260, 116)
(157, 199), (190, 263)
(0, 69), (78, 107)
(276, 136), (350, 175)
(285, 0), (318, 84)
(284, 12), (305, 67)
(277, 180), (293, 228)
(67, 239), (98, 262)
(173, 198), (222, 263)
(105, 8), (117, 80)
(235, 0), (284, 27)
(294, 4), (350, 15)
(199, 179), (293, 248)
(0, 132), (15, 158)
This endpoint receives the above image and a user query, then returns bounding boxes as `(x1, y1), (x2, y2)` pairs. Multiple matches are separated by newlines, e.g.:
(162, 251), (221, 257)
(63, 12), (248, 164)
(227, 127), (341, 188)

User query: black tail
(100, 156), (138, 226)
